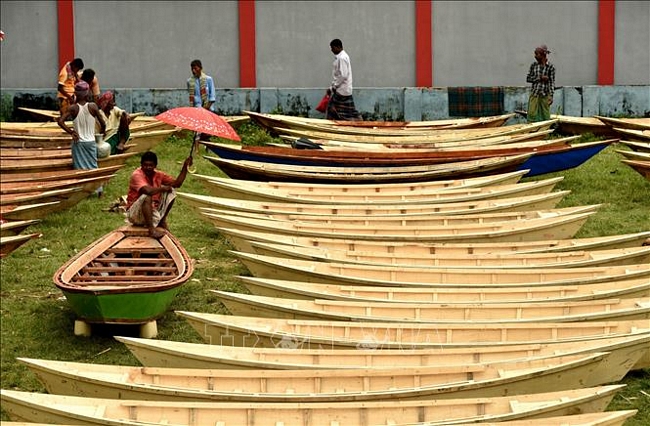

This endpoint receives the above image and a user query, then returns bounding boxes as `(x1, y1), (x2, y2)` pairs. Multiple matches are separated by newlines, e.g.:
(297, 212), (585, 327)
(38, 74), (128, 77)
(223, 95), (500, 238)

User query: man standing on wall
(187, 59), (217, 141)
(526, 45), (555, 123)
(326, 38), (362, 121)
(57, 57), (84, 114)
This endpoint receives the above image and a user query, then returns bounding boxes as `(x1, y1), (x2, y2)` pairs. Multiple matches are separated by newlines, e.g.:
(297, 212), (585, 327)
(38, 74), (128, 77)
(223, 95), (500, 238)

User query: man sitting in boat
(126, 151), (193, 238)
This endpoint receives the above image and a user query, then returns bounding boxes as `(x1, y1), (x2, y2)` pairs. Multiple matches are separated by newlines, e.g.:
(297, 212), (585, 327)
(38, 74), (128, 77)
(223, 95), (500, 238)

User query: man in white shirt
(325, 39), (362, 120)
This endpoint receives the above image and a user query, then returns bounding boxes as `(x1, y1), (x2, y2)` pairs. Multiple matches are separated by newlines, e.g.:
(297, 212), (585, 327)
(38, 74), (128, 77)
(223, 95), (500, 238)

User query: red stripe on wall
(56, 0), (75, 70)
(597, 0), (615, 85)
(415, 0), (432, 87)
(238, 0), (257, 87)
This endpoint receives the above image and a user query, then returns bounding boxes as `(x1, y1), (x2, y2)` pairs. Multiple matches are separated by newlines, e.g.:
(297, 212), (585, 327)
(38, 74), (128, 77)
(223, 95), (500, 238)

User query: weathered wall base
(2, 86), (649, 122)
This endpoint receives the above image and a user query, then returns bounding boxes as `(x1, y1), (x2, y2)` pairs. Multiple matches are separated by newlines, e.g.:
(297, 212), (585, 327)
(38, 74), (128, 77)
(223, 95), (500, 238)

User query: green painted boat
(53, 226), (193, 337)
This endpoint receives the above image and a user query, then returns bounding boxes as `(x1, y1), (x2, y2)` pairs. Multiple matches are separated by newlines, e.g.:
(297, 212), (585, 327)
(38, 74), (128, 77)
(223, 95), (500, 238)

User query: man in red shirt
(126, 151), (193, 238)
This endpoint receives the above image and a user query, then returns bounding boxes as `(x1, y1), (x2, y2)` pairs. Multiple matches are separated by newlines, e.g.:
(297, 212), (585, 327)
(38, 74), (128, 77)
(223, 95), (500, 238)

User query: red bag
(315, 93), (330, 113)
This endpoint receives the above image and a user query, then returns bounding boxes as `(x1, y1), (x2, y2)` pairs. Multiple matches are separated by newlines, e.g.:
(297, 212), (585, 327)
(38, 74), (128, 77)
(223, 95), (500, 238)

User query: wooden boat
(246, 240), (650, 268)
(193, 168), (530, 195)
(1, 175), (114, 196)
(201, 205), (601, 229)
(621, 159), (650, 180)
(0, 152), (138, 174)
(179, 191), (570, 218)
(0, 144), (136, 159)
(246, 110), (516, 131)
(596, 115), (650, 131)
(237, 275), (650, 305)
(0, 233), (41, 258)
(178, 311), (650, 349)
(0, 411), (638, 426)
(618, 140), (650, 153)
(197, 175), (563, 204)
(611, 127), (650, 142)
(272, 119), (558, 144)
(0, 220), (40, 237)
(0, 187), (84, 207)
(52, 226), (193, 338)
(0, 128), (176, 151)
(231, 251), (649, 287)
(0, 201), (62, 221)
(551, 115), (617, 137)
(17, 353), (614, 402)
(116, 332), (650, 372)
(200, 139), (585, 168)
(214, 291), (650, 324)
(0, 385), (625, 426)
(204, 153), (533, 183)
(615, 149), (650, 162)
(206, 211), (594, 242)
(283, 129), (556, 151)
(0, 165), (123, 184)
(218, 226), (650, 256)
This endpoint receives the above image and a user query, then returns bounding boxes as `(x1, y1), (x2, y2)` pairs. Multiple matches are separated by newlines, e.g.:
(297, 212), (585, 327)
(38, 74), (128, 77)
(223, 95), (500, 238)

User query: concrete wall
(1, 1), (648, 90)
(4, 86), (649, 122)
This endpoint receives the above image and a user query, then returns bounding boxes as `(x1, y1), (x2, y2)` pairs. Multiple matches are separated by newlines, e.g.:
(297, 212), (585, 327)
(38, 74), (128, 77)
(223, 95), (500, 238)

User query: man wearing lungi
(326, 39), (362, 121)
(526, 45), (555, 123)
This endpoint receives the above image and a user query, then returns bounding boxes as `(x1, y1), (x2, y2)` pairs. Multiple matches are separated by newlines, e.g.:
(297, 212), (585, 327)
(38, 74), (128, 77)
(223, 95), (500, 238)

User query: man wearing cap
(97, 91), (130, 155)
(57, 81), (107, 193)
(526, 45), (555, 122)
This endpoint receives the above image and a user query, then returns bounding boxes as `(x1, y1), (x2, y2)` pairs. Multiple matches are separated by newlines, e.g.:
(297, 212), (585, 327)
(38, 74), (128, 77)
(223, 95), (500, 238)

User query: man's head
(70, 58), (84, 73)
(80, 68), (95, 85)
(191, 59), (203, 78)
(534, 45), (550, 62)
(140, 151), (158, 178)
(97, 91), (114, 111)
(74, 80), (89, 101)
(330, 39), (343, 55)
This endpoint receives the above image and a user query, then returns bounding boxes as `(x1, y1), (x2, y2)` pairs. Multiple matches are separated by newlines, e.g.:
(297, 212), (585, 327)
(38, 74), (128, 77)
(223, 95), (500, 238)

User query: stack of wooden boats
(2, 118), (648, 425)
(193, 112), (617, 181)
(0, 161), (127, 257)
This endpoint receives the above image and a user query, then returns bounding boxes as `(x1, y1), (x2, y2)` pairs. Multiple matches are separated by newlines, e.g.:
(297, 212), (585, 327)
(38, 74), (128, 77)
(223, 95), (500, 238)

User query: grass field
(1, 126), (649, 423)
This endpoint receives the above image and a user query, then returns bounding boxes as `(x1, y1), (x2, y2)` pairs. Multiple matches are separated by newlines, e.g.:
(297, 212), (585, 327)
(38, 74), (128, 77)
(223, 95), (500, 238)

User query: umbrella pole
(187, 131), (198, 173)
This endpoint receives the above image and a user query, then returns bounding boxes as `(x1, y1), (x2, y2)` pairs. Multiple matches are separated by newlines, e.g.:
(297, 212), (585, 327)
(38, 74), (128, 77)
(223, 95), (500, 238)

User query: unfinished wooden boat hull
(213, 290), (650, 324)
(272, 119), (558, 144)
(178, 311), (650, 351)
(0, 233), (41, 258)
(219, 227), (650, 256)
(179, 191), (569, 218)
(596, 116), (650, 131)
(618, 140), (650, 153)
(0, 220), (40, 237)
(246, 239), (650, 269)
(0, 152), (137, 174)
(196, 175), (561, 204)
(621, 159), (650, 180)
(231, 251), (649, 287)
(204, 153), (532, 183)
(0, 385), (626, 426)
(516, 140), (612, 176)
(552, 115), (616, 138)
(17, 353), (611, 402)
(0, 165), (123, 184)
(0, 201), (62, 221)
(193, 168), (530, 195)
(208, 211), (593, 242)
(53, 226), (193, 325)
(237, 275), (650, 304)
(115, 332), (650, 372)
(611, 127), (650, 142)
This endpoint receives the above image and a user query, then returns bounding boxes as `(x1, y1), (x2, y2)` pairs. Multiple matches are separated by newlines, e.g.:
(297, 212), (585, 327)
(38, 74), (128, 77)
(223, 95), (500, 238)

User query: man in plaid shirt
(526, 45), (555, 122)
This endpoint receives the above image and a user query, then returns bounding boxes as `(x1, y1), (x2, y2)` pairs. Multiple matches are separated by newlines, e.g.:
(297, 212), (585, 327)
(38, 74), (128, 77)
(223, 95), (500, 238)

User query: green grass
(1, 126), (649, 423)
